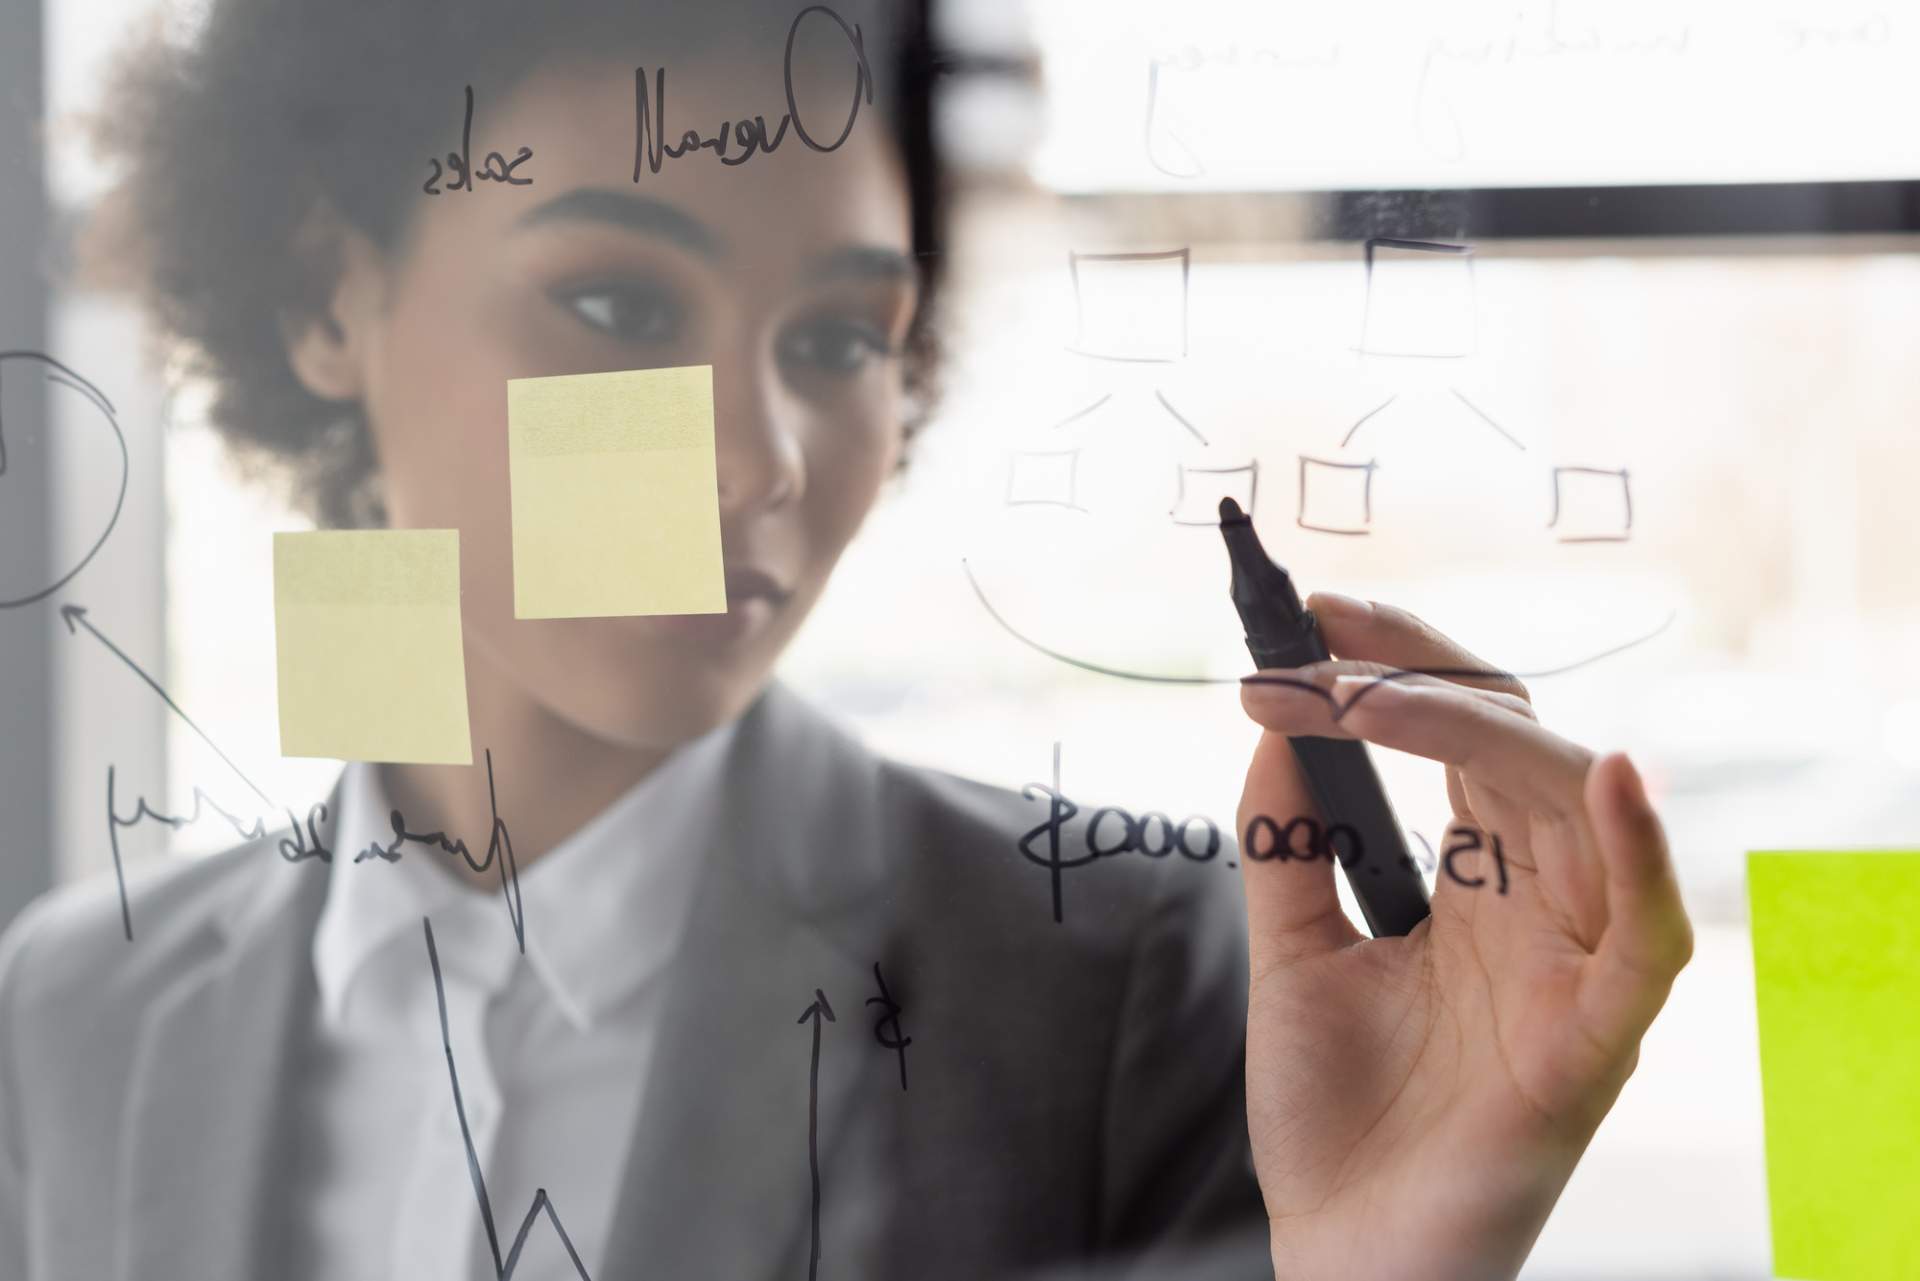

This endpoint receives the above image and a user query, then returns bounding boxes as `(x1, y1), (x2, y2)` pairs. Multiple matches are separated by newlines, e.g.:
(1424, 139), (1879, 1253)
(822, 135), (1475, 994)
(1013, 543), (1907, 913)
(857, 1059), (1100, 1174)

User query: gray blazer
(0, 684), (1270, 1279)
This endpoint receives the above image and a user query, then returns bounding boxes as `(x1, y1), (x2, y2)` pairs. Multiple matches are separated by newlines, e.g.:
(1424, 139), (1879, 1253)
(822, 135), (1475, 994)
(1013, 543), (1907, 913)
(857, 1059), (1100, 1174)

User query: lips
(638, 564), (791, 647)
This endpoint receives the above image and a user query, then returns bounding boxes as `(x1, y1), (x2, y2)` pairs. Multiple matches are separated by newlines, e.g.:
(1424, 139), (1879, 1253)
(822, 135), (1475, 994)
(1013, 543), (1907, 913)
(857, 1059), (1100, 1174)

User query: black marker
(1217, 497), (1430, 937)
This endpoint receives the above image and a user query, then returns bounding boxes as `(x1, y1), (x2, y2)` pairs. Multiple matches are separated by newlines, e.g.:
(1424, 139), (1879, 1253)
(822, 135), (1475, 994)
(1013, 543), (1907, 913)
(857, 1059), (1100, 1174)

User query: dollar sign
(866, 962), (911, 1091)
(1018, 741), (1094, 924)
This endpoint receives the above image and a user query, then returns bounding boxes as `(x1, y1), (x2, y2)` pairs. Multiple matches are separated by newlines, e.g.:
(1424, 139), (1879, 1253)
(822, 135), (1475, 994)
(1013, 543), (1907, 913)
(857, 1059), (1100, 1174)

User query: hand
(1235, 593), (1692, 1281)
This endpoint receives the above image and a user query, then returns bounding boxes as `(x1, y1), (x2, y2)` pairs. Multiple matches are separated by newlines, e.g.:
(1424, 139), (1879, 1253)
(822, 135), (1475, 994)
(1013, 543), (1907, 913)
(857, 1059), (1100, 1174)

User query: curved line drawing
(0, 352), (130, 610)
(1340, 393), (1399, 448)
(961, 557), (1676, 722)
(1144, 60), (1206, 180)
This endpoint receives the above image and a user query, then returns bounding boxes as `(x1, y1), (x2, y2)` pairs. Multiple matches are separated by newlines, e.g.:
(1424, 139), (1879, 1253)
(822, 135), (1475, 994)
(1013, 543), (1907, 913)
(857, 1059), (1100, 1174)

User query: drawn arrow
(60, 602), (274, 809)
(798, 988), (837, 1281)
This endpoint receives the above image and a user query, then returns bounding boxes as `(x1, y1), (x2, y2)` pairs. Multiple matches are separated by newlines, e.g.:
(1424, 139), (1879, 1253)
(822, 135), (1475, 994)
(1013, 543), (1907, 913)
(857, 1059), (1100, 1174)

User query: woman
(0, 1), (1692, 1278)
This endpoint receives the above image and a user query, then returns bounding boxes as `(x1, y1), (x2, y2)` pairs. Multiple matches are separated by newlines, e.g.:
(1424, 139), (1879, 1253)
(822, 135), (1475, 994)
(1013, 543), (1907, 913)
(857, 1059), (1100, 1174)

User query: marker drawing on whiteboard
(1339, 393), (1399, 449)
(798, 988), (837, 1281)
(866, 962), (911, 1091)
(1450, 388), (1527, 452)
(424, 916), (592, 1280)
(1297, 455), (1379, 536)
(0, 353), (129, 610)
(960, 558), (1675, 712)
(1548, 465), (1633, 542)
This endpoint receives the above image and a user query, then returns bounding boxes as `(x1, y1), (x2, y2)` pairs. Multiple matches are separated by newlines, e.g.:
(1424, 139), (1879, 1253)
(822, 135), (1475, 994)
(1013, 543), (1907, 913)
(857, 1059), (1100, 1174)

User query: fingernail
(1614, 753), (1651, 809)
(1311, 592), (1372, 620)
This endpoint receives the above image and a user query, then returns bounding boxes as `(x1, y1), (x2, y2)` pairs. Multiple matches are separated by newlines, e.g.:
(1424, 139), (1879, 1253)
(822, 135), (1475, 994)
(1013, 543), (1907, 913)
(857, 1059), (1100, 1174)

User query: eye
(552, 281), (683, 344)
(777, 315), (892, 377)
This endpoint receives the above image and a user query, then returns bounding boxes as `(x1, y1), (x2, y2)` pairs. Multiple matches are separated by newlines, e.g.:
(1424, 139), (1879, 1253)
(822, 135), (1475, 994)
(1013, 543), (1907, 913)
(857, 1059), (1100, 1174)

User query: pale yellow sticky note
(1750, 850), (1920, 1281)
(507, 364), (726, 619)
(273, 530), (472, 764)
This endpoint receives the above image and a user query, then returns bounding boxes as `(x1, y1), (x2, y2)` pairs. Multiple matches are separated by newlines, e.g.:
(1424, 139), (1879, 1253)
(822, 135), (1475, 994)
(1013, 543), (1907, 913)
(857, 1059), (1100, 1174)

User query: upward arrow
(797, 988), (837, 1281)
(60, 603), (274, 810)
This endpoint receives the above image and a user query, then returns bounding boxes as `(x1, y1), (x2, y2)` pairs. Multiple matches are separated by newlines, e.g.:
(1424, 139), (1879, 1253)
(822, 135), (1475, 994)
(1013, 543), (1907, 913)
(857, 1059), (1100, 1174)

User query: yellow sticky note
(273, 530), (472, 764)
(1749, 850), (1920, 1281)
(507, 364), (726, 619)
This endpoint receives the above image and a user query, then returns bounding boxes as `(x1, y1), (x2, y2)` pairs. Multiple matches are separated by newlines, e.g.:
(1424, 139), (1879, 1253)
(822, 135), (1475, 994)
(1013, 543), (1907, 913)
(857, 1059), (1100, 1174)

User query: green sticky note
(1749, 850), (1920, 1281)
(507, 364), (726, 619)
(273, 530), (473, 764)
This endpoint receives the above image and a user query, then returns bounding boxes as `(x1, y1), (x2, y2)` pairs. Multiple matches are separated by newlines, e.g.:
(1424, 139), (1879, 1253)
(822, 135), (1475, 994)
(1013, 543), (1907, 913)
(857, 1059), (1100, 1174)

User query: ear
(279, 208), (388, 402)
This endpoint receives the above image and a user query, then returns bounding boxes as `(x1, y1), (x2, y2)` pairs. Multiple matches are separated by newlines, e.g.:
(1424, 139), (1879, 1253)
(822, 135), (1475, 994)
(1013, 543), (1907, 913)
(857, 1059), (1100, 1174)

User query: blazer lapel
(598, 686), (893, 1280)
(115, 842), (327, 1281)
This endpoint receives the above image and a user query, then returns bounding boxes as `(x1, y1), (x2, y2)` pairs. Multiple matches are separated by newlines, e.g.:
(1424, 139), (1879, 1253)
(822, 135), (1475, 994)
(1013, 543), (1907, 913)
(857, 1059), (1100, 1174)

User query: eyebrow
(515, 187), (915, 288)
(804, 246), (917, 287)
(515, 188), (722, 259)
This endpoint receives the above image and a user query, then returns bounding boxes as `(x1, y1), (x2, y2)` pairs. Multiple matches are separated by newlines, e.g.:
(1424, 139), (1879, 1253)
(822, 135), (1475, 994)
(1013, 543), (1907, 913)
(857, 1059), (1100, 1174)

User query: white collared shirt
(282, 719), (736, 1281)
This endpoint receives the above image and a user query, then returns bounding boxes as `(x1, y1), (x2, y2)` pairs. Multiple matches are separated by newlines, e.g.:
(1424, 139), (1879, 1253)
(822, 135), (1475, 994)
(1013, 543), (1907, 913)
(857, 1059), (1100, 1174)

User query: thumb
(1237, 727), (1363, 973)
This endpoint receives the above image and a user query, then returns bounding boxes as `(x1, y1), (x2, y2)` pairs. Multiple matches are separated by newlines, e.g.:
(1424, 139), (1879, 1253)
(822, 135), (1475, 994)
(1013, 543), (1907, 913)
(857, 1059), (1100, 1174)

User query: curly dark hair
(89, 0), (947, 529)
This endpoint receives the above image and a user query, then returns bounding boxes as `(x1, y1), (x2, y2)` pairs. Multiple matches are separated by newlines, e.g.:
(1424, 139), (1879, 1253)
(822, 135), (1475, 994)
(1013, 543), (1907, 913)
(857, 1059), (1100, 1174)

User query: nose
(710, 348), (805, 518)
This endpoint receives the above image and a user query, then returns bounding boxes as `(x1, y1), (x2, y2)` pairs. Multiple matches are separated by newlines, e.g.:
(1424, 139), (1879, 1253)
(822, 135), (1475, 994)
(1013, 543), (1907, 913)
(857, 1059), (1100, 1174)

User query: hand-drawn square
(1547, 466), (1632, 542)
(1170, 461), (1258, 526)
(1358, 238), (1476, 359)
(1297, 455), (1378, 536)
(1067, 249), (1189, 363)
(1005, 449), (1087, 513)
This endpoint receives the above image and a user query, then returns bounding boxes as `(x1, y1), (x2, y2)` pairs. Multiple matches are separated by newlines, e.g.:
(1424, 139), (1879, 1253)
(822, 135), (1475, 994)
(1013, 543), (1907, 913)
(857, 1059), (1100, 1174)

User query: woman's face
(314, 55), (918, 750)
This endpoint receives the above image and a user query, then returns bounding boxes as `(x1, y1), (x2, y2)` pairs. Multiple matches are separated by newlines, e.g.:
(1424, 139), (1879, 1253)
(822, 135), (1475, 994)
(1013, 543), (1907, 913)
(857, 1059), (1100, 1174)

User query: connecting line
(1154, 390), (1210, 446)
(1049, 393), (1113, 430)
(423, 917), (591, 1281)
(1450, 388), (1527, 452)
(1340, 393), (1399, 448)
(62, 604), (275, 810)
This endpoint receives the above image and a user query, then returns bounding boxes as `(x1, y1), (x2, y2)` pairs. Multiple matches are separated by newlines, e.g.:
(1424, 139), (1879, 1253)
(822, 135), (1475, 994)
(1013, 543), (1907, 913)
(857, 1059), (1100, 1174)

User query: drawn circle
(784, 4), (873, 154)
(0, 352), (128, 610)
(1277, 816), (1321, 862)
(1175, 814), (1220, 862)
(1134, 811), (1175, 858)
(1242, 814), (1281, 862)
(1321, 822), (1364, 871)
(1087, 806), (1139, 858)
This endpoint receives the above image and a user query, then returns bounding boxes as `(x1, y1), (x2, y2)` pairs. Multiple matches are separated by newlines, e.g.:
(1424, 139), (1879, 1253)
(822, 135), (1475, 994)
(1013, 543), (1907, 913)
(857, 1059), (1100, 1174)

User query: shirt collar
(311, 716), (738, 1031)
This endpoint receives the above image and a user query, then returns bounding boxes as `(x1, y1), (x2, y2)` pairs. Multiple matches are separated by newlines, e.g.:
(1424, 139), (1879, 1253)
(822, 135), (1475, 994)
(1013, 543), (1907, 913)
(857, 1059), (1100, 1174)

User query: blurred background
(5, 0), (1919, 1276)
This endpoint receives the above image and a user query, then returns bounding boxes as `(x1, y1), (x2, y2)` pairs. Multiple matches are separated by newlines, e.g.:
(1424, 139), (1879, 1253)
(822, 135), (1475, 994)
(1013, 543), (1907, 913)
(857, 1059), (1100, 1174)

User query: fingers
(1308, 592), (1533, 706)
(1243, 673), (1591, 820)
(1580, 753), (1693, 1045)
(1236, 729), (1364, 972)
